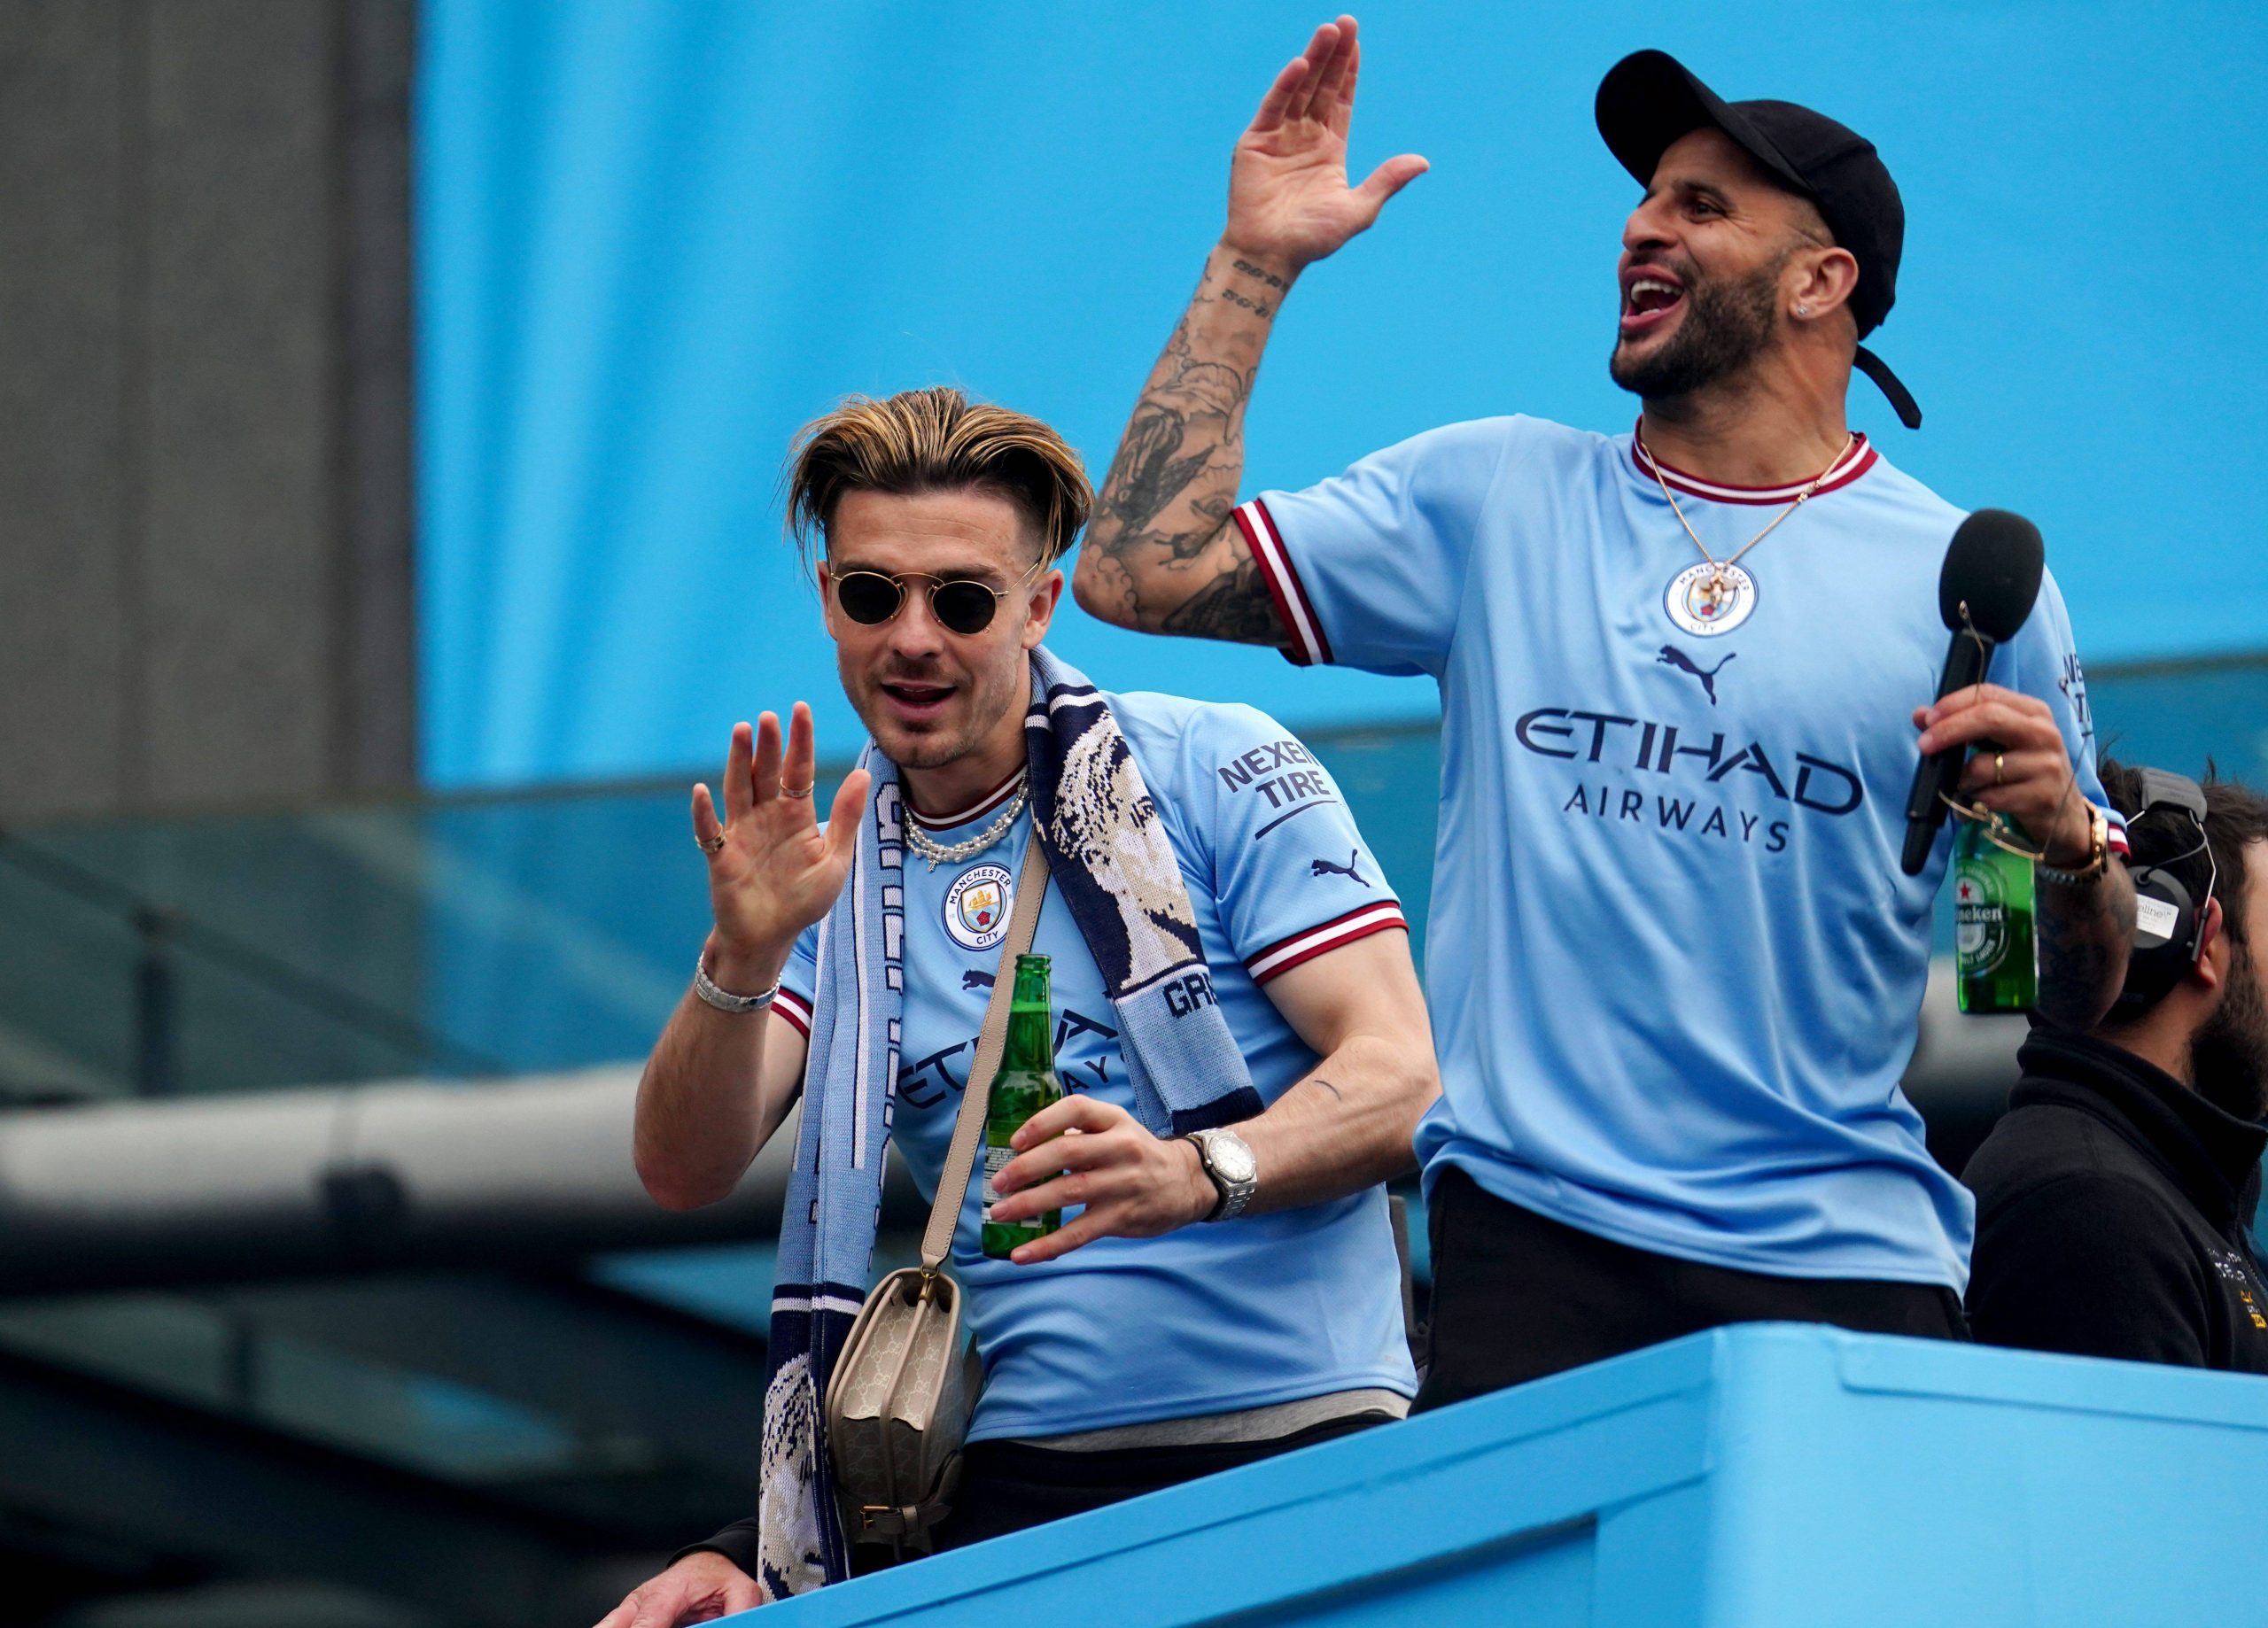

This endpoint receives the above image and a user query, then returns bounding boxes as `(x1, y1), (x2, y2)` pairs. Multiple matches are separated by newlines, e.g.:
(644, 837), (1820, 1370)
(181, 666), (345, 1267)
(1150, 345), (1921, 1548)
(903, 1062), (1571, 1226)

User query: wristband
(2039, 804), (2110, 887)
(694, 954), (781, 1015)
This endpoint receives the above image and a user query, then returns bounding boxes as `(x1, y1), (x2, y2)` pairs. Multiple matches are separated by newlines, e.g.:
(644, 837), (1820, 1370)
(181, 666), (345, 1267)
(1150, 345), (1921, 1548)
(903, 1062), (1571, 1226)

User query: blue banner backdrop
(417, 1), (2268, 790)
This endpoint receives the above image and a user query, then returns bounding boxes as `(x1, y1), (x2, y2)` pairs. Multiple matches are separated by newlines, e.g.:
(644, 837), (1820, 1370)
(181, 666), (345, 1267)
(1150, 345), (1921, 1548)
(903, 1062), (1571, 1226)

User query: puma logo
(1309, 850), (1370, 887)
(961, 970), (995, 991)
(1657, 645), (1736, 706)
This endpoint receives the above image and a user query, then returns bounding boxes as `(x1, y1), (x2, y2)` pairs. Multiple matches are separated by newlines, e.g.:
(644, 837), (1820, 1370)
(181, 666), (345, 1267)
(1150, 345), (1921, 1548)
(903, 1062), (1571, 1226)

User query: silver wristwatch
(1185, 1128), (1258, 1222)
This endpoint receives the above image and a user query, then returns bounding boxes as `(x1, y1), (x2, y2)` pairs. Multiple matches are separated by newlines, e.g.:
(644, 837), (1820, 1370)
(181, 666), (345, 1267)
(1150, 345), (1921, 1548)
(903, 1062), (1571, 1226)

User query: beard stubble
(2193, 936), (2268, 1122)
(1610, 252), (1787, 403)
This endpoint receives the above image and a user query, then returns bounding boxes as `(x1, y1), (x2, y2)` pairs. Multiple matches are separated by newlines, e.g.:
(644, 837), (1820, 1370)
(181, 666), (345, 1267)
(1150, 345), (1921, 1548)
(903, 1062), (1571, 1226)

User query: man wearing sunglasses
(605, 386), (1434, 1618)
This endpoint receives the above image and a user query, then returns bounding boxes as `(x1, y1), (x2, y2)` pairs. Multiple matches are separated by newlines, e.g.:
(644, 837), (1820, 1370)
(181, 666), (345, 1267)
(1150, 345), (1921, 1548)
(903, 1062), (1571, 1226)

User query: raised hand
(1225, 15), (1427, 272)
(691, 702), (871, 979)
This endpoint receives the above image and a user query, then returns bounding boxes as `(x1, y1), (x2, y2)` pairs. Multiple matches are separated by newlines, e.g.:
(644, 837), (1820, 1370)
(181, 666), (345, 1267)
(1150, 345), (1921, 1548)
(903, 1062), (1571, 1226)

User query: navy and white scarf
(754, 647), (1262, 1596)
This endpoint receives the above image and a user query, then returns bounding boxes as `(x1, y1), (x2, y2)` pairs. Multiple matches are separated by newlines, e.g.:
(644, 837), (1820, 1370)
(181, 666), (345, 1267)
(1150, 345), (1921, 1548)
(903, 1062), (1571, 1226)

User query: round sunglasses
(829, 569), (1024, 636)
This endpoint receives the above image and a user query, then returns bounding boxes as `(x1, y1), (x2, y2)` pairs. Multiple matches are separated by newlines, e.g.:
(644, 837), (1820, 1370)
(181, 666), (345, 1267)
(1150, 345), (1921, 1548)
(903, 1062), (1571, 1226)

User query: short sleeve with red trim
(1239, 416), (1530, 678)
(772, 922), (819, 1040)
(1115, 695), (1408, 991)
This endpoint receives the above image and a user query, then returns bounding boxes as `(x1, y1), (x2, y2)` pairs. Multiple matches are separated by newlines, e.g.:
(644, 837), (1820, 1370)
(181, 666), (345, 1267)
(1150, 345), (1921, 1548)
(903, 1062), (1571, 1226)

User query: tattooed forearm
(2035, 863), (2138, 1030)
(1162, 556), (1281, 642)
(1076, 242), (1293, 645)
(1100, 405), (1214, 536)
(1089, 314), (1251, 573)
(1112, 523), (1231, 566)
(1231, 257), (1289, 292)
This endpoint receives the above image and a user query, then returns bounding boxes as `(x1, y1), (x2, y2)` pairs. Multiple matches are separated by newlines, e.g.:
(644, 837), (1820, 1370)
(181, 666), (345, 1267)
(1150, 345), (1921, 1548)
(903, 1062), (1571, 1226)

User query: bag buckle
(858, 1502), (924, 1538)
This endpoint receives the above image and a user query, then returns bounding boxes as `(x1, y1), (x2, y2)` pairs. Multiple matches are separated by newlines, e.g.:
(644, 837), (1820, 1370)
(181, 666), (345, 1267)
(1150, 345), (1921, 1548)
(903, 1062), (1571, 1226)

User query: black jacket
(1963, 1030), (2268, 1373)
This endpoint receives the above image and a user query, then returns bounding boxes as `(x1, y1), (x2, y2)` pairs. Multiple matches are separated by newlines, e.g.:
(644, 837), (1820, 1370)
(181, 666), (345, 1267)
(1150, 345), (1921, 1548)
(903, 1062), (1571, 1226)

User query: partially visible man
(1076, 18), (2139, 1405)
(1967, 759), (2268, 1372)
(597, 387), (1433, 1624)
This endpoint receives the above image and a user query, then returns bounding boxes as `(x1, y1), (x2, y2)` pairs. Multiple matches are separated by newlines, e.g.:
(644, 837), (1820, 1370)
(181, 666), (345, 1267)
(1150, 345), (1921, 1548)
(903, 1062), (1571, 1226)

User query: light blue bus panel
(743, 1323), (2268, 1627)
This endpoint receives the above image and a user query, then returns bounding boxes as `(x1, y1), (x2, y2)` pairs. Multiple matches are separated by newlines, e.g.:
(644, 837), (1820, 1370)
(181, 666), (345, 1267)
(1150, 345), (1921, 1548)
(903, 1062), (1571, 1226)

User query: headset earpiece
(2110, 769), (2214, 1019)
(2115, 864), (2201, 1017)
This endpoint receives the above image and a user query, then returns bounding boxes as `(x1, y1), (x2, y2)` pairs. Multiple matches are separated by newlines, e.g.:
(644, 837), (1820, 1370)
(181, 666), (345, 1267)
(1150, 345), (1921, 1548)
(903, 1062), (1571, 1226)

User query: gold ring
(697, 832), (726, 855)
(1993, 751), (2006, 787)
(781, 782), (816, 800)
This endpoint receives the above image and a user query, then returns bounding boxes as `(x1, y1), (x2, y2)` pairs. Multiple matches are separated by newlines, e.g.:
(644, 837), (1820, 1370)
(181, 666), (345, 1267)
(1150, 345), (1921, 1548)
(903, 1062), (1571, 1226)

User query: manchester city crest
(943, 863), (1014, 950)
(1663, 562), (1758, 638)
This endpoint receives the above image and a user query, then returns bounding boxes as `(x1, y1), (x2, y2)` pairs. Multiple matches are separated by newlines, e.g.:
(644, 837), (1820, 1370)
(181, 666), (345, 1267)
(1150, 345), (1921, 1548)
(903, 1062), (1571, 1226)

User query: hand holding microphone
(1899, 510), (2093, 875)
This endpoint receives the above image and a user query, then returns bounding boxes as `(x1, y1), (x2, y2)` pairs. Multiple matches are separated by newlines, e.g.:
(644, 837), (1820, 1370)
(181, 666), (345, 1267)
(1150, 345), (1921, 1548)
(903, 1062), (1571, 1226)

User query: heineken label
(981, 1144), (1013, 1214)
(1955, 859), (2011, 974)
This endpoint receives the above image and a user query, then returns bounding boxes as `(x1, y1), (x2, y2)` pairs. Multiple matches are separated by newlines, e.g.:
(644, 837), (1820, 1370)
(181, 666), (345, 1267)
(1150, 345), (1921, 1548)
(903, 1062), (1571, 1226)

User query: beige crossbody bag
(824, 832), (1048, 1556)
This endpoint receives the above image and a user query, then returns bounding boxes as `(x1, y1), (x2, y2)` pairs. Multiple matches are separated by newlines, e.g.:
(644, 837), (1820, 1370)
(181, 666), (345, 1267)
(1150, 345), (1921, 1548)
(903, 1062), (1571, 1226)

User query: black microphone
(1899, 509), (2046, 875)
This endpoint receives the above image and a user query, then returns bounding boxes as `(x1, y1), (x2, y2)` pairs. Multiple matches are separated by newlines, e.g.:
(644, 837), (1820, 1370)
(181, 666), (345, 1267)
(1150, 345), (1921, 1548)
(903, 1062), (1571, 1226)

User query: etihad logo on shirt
(898, 1007), (1122, 1110)
(1516, 704), (1866, 854)
(1516, 708), (1862, 810)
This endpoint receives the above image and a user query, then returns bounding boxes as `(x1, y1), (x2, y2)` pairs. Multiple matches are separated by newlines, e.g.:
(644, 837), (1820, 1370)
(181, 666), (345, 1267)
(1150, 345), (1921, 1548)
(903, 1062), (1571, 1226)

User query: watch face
(1208, 1134), (1258, 1185)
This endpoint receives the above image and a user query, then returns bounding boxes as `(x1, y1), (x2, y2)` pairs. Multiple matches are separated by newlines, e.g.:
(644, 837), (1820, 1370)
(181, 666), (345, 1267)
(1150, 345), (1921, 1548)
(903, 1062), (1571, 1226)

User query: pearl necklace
(903, 787), (1028, 871)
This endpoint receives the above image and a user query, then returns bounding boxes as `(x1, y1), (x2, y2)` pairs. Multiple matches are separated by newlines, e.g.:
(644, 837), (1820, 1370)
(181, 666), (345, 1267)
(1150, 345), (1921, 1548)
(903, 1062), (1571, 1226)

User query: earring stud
(1795, 303), (1811, 317)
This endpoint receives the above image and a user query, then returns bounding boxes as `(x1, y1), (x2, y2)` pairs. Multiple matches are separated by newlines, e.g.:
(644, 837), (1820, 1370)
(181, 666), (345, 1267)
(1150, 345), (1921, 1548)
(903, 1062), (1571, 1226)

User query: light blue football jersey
(777, 690), (1417, 1441)
(1241, 417), (2123, 1292)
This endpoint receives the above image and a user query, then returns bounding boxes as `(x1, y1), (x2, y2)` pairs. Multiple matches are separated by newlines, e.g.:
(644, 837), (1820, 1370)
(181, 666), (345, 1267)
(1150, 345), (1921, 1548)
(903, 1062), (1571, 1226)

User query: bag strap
(921, 831), (1049, 1272)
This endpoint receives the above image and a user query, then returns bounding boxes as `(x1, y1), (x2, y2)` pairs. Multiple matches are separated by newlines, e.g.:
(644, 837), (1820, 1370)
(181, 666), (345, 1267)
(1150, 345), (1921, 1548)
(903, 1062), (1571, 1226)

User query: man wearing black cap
(1076, 17), (2137, 1403)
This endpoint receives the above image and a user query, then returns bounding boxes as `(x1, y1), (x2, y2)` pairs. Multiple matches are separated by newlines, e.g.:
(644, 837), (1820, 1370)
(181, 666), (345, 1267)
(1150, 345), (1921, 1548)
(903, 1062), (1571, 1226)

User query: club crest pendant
(1664, 562), (1759, 638)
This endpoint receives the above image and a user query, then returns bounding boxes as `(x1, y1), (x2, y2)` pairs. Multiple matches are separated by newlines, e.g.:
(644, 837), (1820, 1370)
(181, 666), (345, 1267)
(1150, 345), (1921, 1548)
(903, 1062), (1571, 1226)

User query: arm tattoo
(1100, 406), (1214, 536)
(1083, 252), (1290, 646)
(1231, 257), (1289, 292)
(1162, 555), (1280, 642)
(1091, 319), (1249, 578)
(1309, 1076), (1344, 1102)
(2036, 866), (2138, 1030)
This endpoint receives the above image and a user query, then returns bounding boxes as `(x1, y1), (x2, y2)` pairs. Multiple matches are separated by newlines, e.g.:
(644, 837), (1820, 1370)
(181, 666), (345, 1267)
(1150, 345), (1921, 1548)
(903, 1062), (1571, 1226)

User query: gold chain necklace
(1643, 430), (1858, 614)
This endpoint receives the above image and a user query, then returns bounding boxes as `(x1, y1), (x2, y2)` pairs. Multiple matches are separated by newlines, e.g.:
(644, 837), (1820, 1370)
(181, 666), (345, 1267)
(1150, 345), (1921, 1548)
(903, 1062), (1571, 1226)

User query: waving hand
(1227, 16), (1428, 271)
(1076, 16), (1425, 640)
(692, 702), (871, 974)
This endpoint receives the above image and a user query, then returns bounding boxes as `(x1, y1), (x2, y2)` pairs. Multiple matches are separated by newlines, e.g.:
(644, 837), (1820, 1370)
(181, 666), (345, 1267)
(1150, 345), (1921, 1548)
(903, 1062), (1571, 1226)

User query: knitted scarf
(752, 647), (1262, 1596)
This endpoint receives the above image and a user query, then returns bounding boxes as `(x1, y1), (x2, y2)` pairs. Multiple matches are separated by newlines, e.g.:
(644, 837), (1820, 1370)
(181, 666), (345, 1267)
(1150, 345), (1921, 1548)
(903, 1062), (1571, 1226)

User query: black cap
(1596, 50), (1921, 430)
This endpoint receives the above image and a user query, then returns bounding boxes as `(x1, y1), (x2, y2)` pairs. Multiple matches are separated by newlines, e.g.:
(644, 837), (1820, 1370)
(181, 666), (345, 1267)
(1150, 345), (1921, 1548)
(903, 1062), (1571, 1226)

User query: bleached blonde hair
(784, 386), (1092, 573)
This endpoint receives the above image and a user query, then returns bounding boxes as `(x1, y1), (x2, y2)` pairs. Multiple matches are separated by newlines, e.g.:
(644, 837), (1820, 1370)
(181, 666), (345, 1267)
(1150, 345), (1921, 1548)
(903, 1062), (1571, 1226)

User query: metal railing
(0, 828), (501, 1097)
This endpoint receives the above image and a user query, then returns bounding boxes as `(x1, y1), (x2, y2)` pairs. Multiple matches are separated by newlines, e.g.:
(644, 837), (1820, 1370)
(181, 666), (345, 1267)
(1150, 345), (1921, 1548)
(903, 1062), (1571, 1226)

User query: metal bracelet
(2039, 807), (2110, 887)
(693, 956), (781, 1015)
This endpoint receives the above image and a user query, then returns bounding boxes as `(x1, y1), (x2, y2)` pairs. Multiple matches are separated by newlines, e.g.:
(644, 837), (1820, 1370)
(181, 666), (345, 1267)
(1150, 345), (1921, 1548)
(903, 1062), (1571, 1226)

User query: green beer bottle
(1953, 814), (2039, 1013)
(981, 953), (1063, 1259)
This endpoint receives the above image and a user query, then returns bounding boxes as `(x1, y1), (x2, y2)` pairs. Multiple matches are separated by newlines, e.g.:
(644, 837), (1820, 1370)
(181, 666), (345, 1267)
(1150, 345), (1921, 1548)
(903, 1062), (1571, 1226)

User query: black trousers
(942, 1413), (1393, 1548)
(849, 1412), (1390, 1572)
(1415, 1166), (1967, 1412)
